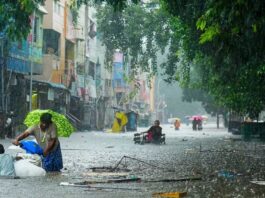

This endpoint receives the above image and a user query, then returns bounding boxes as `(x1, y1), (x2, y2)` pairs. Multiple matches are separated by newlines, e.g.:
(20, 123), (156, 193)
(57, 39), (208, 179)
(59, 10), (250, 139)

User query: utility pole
(83, 4), (91, 129)
(29, 10), (36, 112)
(0, 35), (5, 139)
(1, 38), (4, 112)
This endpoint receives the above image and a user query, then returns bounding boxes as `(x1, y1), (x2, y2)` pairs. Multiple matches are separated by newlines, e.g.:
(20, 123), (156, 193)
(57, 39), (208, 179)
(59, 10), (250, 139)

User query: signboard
(7, 40), (43, 74)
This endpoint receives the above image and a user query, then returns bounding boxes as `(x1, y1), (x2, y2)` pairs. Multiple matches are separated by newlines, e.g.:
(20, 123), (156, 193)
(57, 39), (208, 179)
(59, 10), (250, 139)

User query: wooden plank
(60, 182), (141, 191)
(145, 177), (201, 183)
(250, 181), (265, 185)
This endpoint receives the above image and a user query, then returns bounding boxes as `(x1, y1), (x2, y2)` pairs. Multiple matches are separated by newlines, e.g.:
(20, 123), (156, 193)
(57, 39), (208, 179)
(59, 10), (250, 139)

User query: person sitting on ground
(146, 120), (162, 142)
(12, 113), (63, 172)
(0, 144), (16, 176)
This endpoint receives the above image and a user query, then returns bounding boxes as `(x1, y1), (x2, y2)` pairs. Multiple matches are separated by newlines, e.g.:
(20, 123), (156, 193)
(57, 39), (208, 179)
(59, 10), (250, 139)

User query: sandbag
(14, 160), (46, 177)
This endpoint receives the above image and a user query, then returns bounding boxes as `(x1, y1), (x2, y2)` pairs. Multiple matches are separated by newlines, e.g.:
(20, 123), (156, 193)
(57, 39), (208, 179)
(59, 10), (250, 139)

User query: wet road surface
(1, 123), (265, 198)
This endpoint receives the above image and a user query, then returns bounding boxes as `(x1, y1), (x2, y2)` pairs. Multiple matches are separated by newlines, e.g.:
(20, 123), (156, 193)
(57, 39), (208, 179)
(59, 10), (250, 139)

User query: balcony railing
(74, 28), (84, 41)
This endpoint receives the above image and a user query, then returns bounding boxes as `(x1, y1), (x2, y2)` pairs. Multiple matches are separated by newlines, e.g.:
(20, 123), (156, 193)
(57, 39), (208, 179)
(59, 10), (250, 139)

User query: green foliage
(199, 24), (220, 44)
(196, 17), (206, 31)
(160, 0), (265, 116)
(96, 2), (173, 81)
(0, 0), (43, 41)
(24, 109), (75, 137)
(94, 0), (140, 11)
(70, 0), (79, 27)
(1, 0), (139, 41)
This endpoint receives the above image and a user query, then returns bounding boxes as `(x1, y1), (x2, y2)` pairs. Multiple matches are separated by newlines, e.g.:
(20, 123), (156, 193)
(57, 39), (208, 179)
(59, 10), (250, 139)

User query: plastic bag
(20, 141), (43, 155)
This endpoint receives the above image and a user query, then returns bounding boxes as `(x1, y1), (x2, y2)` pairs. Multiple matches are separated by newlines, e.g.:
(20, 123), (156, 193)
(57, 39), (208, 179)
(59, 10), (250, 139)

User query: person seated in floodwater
(146, 120), (162, 142)
(0, 144), (16, 176)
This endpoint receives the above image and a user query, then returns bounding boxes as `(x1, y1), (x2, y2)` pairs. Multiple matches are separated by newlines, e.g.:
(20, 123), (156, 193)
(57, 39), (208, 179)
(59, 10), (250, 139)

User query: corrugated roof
(30, 79), (69, 91)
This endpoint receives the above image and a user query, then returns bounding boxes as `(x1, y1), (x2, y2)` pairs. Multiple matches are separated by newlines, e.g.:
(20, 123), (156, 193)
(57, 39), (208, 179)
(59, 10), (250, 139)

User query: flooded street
(1, 123), (265, 198)
(2, 0), (265, 197)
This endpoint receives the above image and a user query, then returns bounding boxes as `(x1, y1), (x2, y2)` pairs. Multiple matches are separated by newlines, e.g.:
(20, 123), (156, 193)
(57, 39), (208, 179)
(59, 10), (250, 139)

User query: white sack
(14, 160), (46, 177)
(16, 153), (42, 167)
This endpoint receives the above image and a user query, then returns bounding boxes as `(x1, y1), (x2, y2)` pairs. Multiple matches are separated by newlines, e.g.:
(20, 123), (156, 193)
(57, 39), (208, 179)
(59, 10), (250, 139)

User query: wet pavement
(1, 123), (265, 198)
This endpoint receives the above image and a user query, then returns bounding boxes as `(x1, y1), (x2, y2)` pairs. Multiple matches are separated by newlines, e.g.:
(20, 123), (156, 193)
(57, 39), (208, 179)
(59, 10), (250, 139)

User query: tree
(0, 0), (44, 40)
(96, 2), (172, 80)
(160, 0), (265, 118)
(0, 0), (140, 41)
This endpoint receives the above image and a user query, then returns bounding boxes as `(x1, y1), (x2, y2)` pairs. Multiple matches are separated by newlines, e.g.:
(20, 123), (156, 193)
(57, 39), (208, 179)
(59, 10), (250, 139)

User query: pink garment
(146, 132), (153, 142)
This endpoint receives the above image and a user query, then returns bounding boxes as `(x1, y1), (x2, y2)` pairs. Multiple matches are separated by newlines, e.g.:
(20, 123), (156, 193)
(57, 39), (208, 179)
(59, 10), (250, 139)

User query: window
(43, 30), (60, 55)
(89, 61), (95, 79)
(53, 1), (61, 15)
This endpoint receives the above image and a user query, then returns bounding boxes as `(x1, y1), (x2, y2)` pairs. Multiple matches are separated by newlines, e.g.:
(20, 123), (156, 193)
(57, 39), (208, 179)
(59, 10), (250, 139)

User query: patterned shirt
(26, 123), (59, 152)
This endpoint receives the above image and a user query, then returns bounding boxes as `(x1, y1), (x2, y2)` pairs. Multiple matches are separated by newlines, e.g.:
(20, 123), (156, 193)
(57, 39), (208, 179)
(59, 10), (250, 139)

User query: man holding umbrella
(12, 113), (63, 172)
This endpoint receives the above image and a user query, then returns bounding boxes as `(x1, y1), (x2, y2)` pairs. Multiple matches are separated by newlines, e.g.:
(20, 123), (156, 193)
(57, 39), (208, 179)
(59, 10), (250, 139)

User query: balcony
(66, 26), (85, 42)
(42, 0), (64, 34)
(74, 27), (84, 41)
(7, 41), (43, 75)
(7, 56), (43, 75)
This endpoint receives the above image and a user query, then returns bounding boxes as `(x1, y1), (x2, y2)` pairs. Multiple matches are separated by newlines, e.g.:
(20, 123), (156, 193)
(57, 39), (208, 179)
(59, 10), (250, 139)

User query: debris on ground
(217, 170), (237, 180)
(0, 176), (20, 179)
(59, 182), (142, 191)
(145, 176), (201, 183)
(82, 171), (129, 178)
(250, 181), (265, 185)
(152, 191), (187, 198)
(88, 166), (131, 173)
(75, 177), (141, 184)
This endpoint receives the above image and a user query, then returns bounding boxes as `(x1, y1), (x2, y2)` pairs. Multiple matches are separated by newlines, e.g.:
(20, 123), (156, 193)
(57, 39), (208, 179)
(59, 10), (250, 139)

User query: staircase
(66, 112), (83, 131)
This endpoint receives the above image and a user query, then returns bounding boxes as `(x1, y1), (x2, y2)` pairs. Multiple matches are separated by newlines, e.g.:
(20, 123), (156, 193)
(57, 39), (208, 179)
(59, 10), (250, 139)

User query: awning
(48, 81), (67, 90)
(38, 5), (48, 14)
(28, 79), (69, 91)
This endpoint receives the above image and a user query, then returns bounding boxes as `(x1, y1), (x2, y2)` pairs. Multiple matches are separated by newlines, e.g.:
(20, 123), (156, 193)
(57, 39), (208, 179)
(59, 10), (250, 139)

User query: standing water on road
(1, 123), (265, 197)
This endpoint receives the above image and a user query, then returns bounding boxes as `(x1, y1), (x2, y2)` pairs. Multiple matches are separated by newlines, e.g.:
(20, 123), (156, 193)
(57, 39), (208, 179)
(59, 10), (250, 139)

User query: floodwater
(1, 123), (265, 198)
